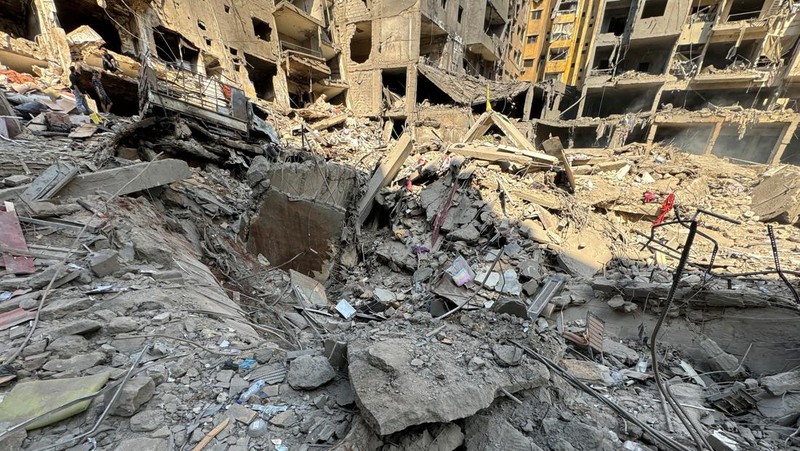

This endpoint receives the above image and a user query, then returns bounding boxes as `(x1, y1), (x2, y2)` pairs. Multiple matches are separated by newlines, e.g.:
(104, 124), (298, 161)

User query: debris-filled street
(2, 0), (800, 450)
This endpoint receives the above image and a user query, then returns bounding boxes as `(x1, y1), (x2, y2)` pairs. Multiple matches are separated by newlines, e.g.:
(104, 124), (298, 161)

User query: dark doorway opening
(244, 53), (278, 101)
(53, 0), (123, 52)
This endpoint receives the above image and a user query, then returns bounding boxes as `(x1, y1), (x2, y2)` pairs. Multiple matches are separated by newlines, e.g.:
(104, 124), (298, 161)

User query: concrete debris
(0, 159), (192, 202)
(348, 337), (549, 435)
(699, 337), (746, 380)
(1, 6), (799, 446)
(559, 359), (615, 386)
(464, 414), (541, 451)
(108, 376), (155, 417)
(761, 369), (800, 396)
(287, 355), (336, 390)
(751, 165), (800, 225)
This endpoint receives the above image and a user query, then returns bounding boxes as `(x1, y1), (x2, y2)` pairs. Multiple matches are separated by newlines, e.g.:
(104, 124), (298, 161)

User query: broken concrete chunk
(560, 359), (615, 386)
(290, 269), (328, 307)
(0, 421), (26, 450)
(518, 259), (542, 280)
(89, 250), (120, 278)
(496, 269), (521, 295)
(228, 403), (258, 425)
(46, 335), (89, 357)
(602, 339), (639, 365)
(750, 165), (800, 225)
(522, 280), (540, 296)
(2, 175), (31, 187)
(349, 337), (549, 435)
(464, 414), (541, 451)
(493, 344), (523, 367)
(1, 159), (192, 202)
(287, 355), (336, 390)
(108, 317), (139, 334)
(115, 438), (168, 451)
(49, 319), (102, 337)
(448, 223), (480, 243)
(699, 337), (746, 380)
(109, 376), (155, 416)
(373, 288), (396, 303)
(129, 409), (164, 432)
(607, 296), (626, 310)
(761, 370), (800, 396)
(247, 155), (271, 187)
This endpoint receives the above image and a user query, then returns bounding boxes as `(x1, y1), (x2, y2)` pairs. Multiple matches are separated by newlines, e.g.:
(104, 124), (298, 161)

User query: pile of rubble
(1, 78), (800, 451)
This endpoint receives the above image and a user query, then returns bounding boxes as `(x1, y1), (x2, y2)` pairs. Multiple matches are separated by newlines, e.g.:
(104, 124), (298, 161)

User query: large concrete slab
(751, 165), (800, 225)
(348, 337), (549, 435)
(0, 159), (191, 202)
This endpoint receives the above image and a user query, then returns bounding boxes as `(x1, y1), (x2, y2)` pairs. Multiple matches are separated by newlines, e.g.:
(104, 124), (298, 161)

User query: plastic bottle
(237, 379), (265, 404)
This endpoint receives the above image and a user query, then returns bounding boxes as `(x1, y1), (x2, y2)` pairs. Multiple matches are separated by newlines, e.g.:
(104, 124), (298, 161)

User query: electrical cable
(648, 220), (713, 451)
(510, 339), (692, 451)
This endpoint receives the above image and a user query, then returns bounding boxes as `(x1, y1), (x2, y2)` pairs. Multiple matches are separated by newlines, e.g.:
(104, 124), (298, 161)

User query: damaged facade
(3, 0), (800, 450)
(524, 0), (800, 165)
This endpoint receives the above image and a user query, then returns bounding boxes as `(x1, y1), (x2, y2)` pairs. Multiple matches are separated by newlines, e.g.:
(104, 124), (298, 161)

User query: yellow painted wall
(540, 0), (600, 86)
(519, 0), (555, 81)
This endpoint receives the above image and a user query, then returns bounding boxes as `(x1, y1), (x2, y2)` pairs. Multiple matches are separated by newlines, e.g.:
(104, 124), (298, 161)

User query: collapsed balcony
(274, 1), (332, 80)
(141, 59), (249, 134)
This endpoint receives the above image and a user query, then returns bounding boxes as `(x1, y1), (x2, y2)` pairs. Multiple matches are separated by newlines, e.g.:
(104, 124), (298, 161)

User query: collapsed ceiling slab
(416, 62), (531, 106)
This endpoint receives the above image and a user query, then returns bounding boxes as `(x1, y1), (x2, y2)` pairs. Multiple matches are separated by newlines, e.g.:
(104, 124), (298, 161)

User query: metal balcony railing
(281, 41), (323, 59)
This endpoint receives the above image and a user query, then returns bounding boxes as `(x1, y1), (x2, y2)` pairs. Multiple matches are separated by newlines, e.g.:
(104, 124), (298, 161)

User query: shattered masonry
(2, 0), (800, 451)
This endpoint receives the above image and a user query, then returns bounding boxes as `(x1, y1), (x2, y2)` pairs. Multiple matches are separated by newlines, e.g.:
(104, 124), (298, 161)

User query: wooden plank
(356, 133), (414, 224)
(542, 137), (576, 194)
(0, 209), (35, 274)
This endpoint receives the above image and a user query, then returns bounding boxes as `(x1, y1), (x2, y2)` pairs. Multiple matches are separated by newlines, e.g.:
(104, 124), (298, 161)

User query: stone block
(109, 376), (155, 416)
(88, 251), (120, 278)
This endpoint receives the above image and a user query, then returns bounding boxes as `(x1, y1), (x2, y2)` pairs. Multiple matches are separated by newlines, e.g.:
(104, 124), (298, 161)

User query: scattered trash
(446, 256), (475, 286)
(237, 380), (266, 404)
(335, 299), (356, 320)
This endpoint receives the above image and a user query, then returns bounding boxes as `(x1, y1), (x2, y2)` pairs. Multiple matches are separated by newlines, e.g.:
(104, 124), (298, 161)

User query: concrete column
(33, 0), (72, 83)
(405, 65), (418, 116)
(576, 85), (589, 118)
(704, 121), (724, 155)
(645, 123), (658, 152)
(768, 120), (799, 165)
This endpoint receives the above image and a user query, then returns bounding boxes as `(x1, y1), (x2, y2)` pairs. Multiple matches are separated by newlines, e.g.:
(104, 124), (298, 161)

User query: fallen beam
(542, 137), (575, 194)
(311, 113), (347, 131)
(449, 142), (558, 166)
(0, 159), (192, 202)
(356, 133), (414, 224)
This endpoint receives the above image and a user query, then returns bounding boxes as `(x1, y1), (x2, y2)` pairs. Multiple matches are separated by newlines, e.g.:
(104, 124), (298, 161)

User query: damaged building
(3, 0), (800, 450)
(520, 0), (800, 166)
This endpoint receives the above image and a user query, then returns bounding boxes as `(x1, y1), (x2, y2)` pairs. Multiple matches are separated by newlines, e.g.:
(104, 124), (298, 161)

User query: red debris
(653, 193), (676, 227)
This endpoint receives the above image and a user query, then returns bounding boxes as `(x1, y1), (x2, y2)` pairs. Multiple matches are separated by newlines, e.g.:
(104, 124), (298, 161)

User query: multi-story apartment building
(539, 0), (602, 85)
(330, 0), (529, 116)
(526, 0), (800, 166)
(0, 0), (537, 126)
(520, 0), (556, 81)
